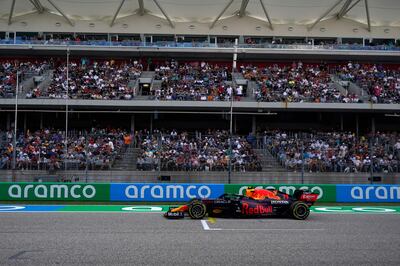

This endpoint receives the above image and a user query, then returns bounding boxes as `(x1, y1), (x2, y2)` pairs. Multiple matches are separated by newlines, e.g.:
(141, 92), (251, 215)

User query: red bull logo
(241, 203), (272, 215)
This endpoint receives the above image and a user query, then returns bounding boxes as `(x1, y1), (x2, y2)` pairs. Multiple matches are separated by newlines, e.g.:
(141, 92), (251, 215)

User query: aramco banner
(0, 183), (110, 201)
(0, 182), (398, 202)
(336, 185), (400, 202)
(109, 183), (225, 201)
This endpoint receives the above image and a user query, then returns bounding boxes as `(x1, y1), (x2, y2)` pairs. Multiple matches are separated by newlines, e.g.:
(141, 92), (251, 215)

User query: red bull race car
(164, 187), (318, 220)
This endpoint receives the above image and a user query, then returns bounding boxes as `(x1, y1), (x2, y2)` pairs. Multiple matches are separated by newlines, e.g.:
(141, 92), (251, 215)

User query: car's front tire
(290, 201), (310, 220)
(188, 202), (207, 219)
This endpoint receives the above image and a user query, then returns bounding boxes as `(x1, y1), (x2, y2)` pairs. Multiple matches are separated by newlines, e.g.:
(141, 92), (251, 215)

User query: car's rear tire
(188, 202), (207, 219)
(290, 201), (310, 220)
(188, 198), (202, 205)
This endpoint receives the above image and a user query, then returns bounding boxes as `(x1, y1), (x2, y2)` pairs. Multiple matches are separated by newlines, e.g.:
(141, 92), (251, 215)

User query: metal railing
(1, 39), (400, 51)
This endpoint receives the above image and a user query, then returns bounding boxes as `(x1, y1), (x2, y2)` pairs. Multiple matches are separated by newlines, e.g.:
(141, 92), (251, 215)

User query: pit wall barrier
(0, 183), (399, 203)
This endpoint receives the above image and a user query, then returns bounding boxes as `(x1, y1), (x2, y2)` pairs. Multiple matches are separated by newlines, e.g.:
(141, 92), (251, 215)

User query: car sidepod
(202, 199), (241, 218)
(238, 198), (292, 217)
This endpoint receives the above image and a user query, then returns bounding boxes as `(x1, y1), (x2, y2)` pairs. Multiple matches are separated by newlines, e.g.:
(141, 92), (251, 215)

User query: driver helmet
(245, 186), (256, 197)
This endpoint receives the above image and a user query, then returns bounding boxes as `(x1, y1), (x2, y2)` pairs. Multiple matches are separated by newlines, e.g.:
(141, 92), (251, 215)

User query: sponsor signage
(0, 183), (110, 201)
(241, 202), (273, 215)
(312, 206), (400, 213)
(1, 205), (399, 213)
(110, 183), (225, 201)
(224, 184), (336, 202)
(0, 183), (398, 203)
(336, 185), (400, 202)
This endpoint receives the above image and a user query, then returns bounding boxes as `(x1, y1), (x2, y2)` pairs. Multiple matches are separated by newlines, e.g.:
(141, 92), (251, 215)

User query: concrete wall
(0, 170), (398, 184)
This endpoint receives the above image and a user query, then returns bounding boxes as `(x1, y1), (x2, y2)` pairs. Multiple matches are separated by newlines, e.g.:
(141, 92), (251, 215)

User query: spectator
(137, 129), (261, 172)
(263, 130), (399, 173)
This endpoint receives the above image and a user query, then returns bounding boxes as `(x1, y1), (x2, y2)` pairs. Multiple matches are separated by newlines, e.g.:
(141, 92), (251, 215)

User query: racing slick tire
(188, 198), (202, 205)
(188, 202), (207, 219)
(290, 201), (310, 220)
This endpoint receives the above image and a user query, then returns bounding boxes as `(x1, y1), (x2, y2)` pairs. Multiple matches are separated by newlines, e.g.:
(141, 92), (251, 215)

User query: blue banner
(336, 185), (400, 202)
(110, 183), (225, 202)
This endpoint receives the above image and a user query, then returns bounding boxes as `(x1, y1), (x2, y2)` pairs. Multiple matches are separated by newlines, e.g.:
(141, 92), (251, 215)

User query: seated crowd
(152, 60), (235, 101)
(27, 59), (142, 100)
(0, 59), (50, 98)
(241, 62), (361, 103)
(136, 129), (261, 171)
(263, 131), (400, 173)
(1, 58), (399, 104)
(335, 62), (400, 103)
(0, 128), (130, 170)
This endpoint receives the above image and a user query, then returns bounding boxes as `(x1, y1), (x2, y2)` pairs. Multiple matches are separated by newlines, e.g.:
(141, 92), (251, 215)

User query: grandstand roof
(1, 0), (399, 36)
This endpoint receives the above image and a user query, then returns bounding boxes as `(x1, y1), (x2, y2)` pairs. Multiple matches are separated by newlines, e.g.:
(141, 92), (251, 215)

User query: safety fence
(1, 39), (400, 51)
(0, 183), (399, 203)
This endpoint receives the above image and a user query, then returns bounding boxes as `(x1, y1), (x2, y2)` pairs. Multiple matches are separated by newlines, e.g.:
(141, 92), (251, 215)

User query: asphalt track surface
(1, 212), (400, 265)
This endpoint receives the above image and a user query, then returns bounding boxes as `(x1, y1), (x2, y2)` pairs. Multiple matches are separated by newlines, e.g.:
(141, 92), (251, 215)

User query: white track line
(201, 219), (324, 231)
(208, 228), (325, 231)
(201, 220), (211, 230)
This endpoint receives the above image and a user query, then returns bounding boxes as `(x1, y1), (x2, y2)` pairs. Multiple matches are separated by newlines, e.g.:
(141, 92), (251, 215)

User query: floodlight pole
(369, 135), (374, 184)
(85, 131), (89, 183)
(301, 141), (305, 184)
(65, 47), (70, 173)
(12, 71), (19, 170)
(158, 131), (162, 178)
(228, 38), (238, 184)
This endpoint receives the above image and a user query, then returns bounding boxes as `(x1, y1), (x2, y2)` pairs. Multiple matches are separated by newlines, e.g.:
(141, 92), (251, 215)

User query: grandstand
(0, 0), (399, 184)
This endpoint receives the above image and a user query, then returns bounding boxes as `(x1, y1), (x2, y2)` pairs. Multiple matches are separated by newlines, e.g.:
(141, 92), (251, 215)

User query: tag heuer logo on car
(270, 200), (290, 204)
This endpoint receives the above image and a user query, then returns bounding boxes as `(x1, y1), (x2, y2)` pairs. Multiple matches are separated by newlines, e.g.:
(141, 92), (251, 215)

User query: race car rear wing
(293, 189), (318, 203)
(299, 193), (318, 202)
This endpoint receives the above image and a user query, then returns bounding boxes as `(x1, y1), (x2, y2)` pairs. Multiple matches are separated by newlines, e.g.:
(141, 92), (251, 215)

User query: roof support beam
(337, 0), (352, 19)
(46, 0), (74, 26)
(33, 0), (45, 13)
(344, 0), (362, 15)
(365, 0), (371, 32)
(259, 0), (273, 30)
(210, 0), (234, 29)
(29, 0), (40, 11)
(153, 0), (174, 28)
(239, 0), (250, 17)
(110, 0), (126, 27)
(138, 0), (145, 16)
(8, 0), (16, 25)
(308, 0), (344, 31)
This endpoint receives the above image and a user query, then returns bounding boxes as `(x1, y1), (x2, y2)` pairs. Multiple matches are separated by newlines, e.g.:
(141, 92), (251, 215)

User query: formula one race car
(164, 188), (318, 220)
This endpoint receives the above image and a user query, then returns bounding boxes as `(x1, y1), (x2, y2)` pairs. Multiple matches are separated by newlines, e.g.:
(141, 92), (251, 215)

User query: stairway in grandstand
(347, 81), (370, 102)
(245, 80), (257, 101)
(113, 146), (139, 170)
(333, 74), (370, 102)
(136, 71), (156, 99)
(141, 71), (155, 79)
(19, 69), (53, 97)
(232, 72), (244, 80)
(329, 74), (348, 96)
(254, 149), (287, 172)
(151, 79), (162, 92)
(233, 72), (253, 101)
